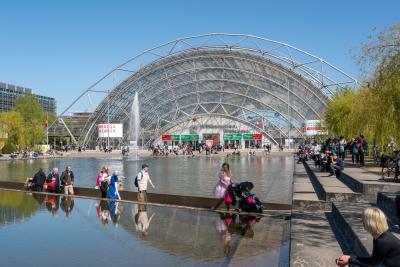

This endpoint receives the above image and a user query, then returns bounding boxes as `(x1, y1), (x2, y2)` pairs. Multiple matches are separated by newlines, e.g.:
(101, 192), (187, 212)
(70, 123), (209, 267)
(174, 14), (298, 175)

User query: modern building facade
(48, 112), (92, 149)
(54, 34), (357, 149)
(0, 81), (56, 113)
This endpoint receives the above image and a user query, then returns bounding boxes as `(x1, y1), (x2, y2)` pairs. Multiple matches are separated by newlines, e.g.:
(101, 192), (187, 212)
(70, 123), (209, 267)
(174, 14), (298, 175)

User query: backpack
(134, 171), (143, 188)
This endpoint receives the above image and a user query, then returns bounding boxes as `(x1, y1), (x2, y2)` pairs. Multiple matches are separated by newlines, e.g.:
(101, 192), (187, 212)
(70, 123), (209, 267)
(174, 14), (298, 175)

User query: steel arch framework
(57, 34), (357, 147)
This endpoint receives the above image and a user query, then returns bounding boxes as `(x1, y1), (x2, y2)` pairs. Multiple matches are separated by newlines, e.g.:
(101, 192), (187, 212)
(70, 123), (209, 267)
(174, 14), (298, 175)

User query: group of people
(302, 135), (368, 166)
(94, 164), (155, 203)
(25, 165), (75, 195)
(298, 144), (345, 178)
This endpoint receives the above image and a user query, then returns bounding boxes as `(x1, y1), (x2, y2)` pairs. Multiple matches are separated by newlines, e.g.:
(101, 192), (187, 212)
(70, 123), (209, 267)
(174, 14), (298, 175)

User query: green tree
(14, 94), (47, 146)
(0, 111), (27, 151)
(325, 24), (400, 151)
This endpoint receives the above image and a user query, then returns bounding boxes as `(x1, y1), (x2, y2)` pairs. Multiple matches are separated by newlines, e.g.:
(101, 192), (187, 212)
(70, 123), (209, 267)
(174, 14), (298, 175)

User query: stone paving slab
(290, 211), (343, 267)
(292, 163), (328, 211)
(293, 163), (319, 202)
(313, 170), (356, 194)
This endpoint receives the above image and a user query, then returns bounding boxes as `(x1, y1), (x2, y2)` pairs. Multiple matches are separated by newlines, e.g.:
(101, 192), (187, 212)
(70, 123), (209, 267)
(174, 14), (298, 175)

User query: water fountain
(128, 91), (140, 159)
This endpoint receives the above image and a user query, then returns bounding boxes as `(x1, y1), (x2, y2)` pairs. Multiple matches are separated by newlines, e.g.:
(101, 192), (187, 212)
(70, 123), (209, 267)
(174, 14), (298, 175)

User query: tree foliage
(325, 24), (400, 150)
(0, 111), (27, 149)
(0, 94), (55, 152)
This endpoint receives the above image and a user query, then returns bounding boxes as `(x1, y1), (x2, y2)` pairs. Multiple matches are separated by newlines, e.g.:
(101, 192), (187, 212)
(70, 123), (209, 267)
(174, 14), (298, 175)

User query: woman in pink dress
(214, 163), (233, 198)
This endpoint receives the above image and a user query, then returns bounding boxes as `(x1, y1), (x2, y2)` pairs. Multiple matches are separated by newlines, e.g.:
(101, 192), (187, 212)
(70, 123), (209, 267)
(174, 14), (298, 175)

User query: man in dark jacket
(61, 165), (74, 195)
(30, 169), (46, 191)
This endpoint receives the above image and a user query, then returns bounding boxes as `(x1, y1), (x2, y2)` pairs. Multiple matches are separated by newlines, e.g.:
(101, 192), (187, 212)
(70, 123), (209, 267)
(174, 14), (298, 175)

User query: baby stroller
(225, 182), (263, 213)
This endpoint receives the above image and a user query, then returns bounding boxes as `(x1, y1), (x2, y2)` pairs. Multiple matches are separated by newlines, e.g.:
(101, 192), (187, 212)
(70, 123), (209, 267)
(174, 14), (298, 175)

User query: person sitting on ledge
(25, 168), (46, 192)
(328, 154), (344, 177)
(335, 207), (400, 267)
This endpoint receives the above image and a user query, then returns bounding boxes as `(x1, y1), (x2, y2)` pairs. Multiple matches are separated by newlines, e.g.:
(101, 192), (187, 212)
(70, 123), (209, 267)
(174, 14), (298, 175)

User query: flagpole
(46, 112), (49, 145)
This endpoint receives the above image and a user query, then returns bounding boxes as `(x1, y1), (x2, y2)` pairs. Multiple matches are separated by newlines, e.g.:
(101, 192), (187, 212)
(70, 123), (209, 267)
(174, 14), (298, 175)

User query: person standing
(61, 165), (74, 195)
(338, 136), (346, 160)
(107, 170), (121, 200)
(137, 164), (155, 202)
(214, 163), (233, 198)
(358, 134), (367, 167)
(350, 137), (359, 164)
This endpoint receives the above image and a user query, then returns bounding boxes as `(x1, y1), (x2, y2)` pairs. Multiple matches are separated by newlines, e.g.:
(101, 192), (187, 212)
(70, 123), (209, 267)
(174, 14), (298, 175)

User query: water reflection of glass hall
(0, 190), (290, 267)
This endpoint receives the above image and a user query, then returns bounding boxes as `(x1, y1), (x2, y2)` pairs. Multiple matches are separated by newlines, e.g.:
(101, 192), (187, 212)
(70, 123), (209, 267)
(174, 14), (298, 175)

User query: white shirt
(137, 170), (154, 191)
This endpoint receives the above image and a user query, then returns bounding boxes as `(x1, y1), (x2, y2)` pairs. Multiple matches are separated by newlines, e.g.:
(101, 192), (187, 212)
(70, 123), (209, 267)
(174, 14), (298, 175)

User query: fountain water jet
(128, 92), (140, 159)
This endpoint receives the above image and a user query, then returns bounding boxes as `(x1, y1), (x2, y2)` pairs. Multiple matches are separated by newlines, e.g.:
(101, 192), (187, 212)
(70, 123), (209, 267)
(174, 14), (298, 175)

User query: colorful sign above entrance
(162, 135), (180, 141)
(162, 134), (198, 141)
(180, 134), (199, 141)
(162, 133), (261, 141)
(223, 133), (242, 140)
(243, 133), (262, 140)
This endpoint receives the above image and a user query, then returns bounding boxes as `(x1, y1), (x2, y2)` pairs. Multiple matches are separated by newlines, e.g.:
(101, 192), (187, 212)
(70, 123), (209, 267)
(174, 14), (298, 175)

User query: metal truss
(49, 34), (358, 148)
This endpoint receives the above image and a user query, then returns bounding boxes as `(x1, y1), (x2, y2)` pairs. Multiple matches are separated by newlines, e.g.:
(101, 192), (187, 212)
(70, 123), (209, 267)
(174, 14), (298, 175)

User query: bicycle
(380, 155), (398, 181)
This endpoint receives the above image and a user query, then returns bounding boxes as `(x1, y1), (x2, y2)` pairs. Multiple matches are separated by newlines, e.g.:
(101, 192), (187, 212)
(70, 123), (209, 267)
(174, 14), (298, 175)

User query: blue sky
(0, 0), (399, 113)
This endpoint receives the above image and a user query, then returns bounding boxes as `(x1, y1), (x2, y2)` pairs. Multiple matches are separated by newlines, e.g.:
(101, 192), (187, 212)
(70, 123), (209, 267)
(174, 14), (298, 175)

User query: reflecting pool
(0, 190), (290, 267)
(0, 155), (294, 204)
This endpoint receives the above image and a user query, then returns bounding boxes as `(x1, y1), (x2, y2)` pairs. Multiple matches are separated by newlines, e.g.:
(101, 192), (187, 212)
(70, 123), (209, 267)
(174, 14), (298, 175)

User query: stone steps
(292, 163), (329, 211)
(303, 162), (363, 203)
(338, 167), (400, 202)
(377, 192), (398, 219)
(332, 202), (400, 257)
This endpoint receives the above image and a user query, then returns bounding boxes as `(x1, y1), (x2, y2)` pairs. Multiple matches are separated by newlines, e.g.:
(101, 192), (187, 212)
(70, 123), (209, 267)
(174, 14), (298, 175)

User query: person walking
(61, 165), (74, 195)
(214, 163), (233, 198)
(107, 170), (121, 200)
(136, 164), (155, 202)
(336, 207), (400, 266)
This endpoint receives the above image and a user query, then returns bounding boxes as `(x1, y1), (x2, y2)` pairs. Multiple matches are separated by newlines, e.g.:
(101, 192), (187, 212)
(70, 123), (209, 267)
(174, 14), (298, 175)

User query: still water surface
(0, 190), (290, 267)
(0, 155), (294, 204)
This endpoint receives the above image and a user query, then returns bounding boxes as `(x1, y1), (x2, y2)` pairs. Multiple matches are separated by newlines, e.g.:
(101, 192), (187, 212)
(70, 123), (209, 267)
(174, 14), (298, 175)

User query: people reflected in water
(134, 204), (156, 237)
(60, 196), (74, 217)
(96, 200), (111, 225)
(108, 200), (124, 226)
(216, 213), (260, 255)
(44, 194), (60, 218)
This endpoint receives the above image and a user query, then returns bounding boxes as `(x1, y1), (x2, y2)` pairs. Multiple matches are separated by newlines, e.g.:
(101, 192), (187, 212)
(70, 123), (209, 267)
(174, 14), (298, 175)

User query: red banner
(162, 135), (172, 141)
(252, 133), (262, 140)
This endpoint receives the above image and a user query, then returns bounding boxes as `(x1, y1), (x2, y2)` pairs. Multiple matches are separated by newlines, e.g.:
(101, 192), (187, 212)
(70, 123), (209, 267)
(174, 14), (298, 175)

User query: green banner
(171, 135), (180, 141)
(243, 133), (254, 140)
(223, 133), (242, 140)
(180, 134), (199, 141)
